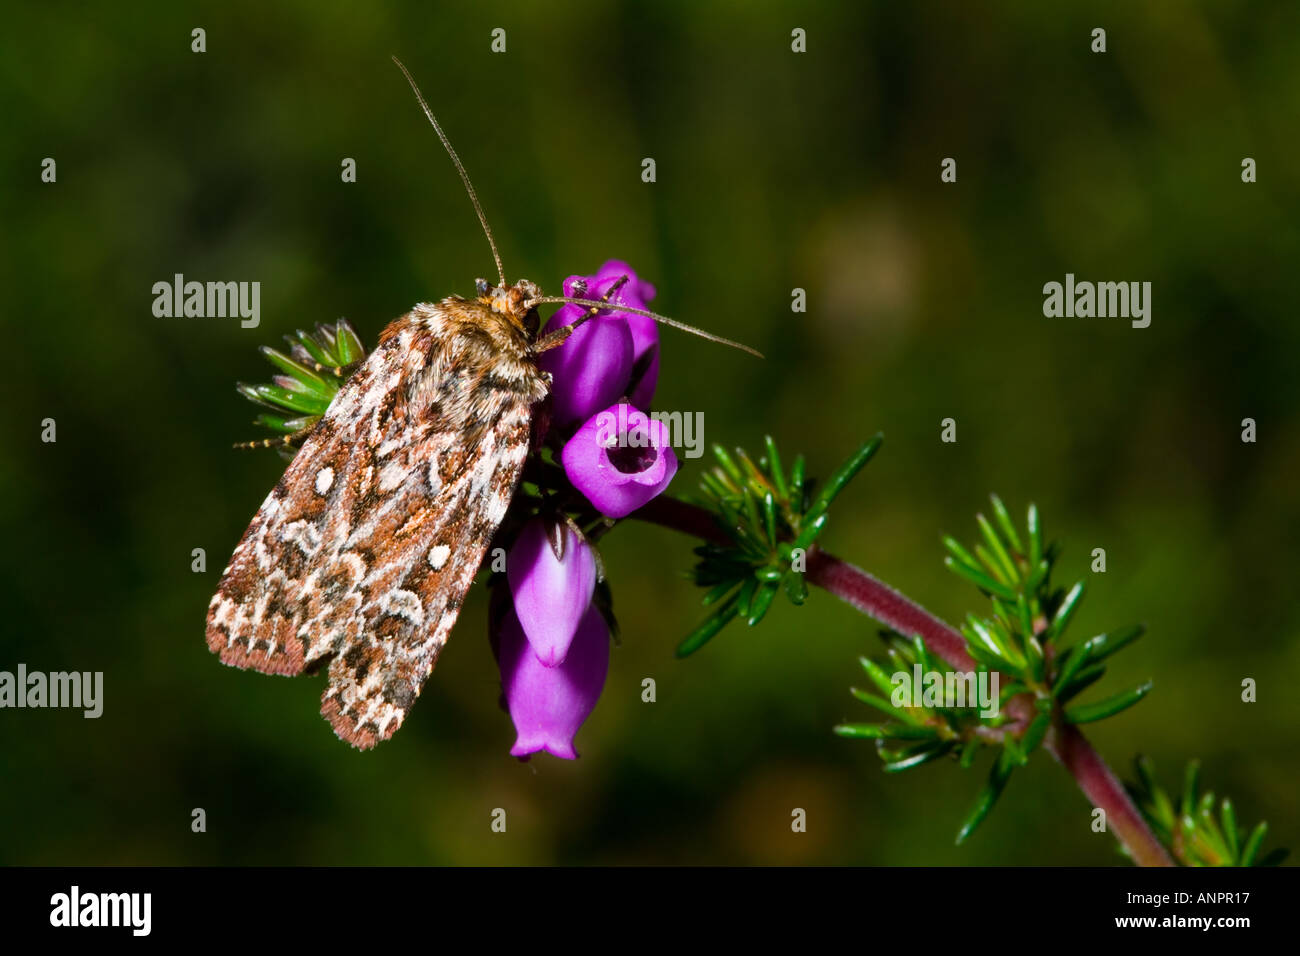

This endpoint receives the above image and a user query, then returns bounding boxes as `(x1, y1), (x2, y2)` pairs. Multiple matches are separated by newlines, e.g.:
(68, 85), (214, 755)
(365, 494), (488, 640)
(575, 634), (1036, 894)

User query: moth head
(477, 277), (541, 337)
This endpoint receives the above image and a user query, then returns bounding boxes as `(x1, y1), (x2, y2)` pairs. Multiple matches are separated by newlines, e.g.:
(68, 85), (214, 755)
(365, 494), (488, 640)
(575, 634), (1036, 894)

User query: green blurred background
(2, 0), (1297, 865)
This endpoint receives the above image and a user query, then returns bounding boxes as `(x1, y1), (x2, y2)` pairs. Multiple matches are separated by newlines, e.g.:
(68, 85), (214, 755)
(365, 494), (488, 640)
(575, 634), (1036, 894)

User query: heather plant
(234, 261), (1285, 868)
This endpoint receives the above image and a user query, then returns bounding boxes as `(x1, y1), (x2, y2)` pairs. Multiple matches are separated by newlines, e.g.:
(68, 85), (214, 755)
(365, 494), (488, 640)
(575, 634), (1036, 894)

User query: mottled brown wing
(206, 300), (545, 748)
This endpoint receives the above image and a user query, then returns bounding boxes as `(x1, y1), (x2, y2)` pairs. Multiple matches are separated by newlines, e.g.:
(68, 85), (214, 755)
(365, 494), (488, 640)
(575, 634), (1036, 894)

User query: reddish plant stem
(631, 496), (1174, 867)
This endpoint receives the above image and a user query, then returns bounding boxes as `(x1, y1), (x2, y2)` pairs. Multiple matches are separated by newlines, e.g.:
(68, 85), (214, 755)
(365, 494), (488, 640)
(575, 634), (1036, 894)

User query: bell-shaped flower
(498, 604), (610, 760)
(506, 517), (597, 667)
(562, 403), (678, 518)
(539, 261), (663, 423)
(585, 260), (660, 408)
(537, 273), (634, 427)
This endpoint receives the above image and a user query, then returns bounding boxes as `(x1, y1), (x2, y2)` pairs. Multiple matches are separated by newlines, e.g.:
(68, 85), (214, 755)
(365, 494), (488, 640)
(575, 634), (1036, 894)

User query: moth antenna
(392, 55), (507, 288)
(526, 296), (764, 358)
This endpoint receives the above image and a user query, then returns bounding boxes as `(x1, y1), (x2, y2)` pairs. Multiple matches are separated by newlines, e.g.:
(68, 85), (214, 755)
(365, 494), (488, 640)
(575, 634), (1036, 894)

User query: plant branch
(630, 495), (1175, 866)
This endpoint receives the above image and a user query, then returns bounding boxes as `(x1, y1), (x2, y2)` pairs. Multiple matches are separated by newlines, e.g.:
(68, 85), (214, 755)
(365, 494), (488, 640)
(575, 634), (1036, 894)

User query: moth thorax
(477, 278), (541, 336)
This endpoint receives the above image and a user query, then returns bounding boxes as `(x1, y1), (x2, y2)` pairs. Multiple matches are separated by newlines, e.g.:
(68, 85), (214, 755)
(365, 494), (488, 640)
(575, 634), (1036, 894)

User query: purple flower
(586, 260), (660, 408)
(562, 403), (679, 518)
(538, 276), (633, 427)
(498, 604), (610, 760)
(582, 261), (655, 408)
(506, 518), (597, 667)
(538, 261), (660, 423)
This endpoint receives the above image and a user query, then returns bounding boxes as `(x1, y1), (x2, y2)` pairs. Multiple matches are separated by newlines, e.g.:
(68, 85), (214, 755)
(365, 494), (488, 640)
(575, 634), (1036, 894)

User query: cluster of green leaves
(236, 320), (363, 438)
(833, 633), (1016, 763)
(835, 632), (1054, 845)
(1126, 757), (1287, 866)
(942, 495), (1153, 726)
(840, 495), (1154, 845)
(677, 434), (882, 657)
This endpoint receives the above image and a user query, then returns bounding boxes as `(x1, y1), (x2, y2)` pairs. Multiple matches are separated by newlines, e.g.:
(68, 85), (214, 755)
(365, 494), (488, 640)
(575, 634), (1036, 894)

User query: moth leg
(599, 274), (629, 300)
(233, 422), (318, 451)
(533, 325), (572, 354)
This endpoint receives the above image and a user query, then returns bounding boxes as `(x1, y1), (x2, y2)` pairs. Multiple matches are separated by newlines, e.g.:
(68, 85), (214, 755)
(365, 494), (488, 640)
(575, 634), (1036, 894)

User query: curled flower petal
(562, 403), (679, 519)
(506, 517), (597, 667)
(499, 604), (609, 760)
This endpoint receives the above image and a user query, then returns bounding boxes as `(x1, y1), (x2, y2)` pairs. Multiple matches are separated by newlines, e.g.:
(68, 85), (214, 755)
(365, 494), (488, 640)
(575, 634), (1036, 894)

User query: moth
(205, 58), (757, 749)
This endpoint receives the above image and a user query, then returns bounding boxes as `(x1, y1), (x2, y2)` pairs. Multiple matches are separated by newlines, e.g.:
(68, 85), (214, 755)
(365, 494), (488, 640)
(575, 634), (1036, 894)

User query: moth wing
(316, 409), (530, 749)
(205, 344), (398, 680)
(206, 306), (539, 748)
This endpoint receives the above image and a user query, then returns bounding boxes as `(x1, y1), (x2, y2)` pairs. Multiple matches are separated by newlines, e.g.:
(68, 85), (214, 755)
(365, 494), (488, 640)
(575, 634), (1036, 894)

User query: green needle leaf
(746, 580), (780, 626)
(735, 575), (759, 616)
(763, 435), (788, 501)
(1055, 664), (1106, 703)
(790, 454), (806, 507)
(805, 434), (882, 521)
(334, 321), (363, 364)
(1020, 711), (1051, 756)
(942, 535), (983, 574)
(835, 723), (937, 741)
(1046, 581), (1086, 641)
(711, 444), (744, 485)
(850, 688), (916, 722)
(700, 580), (739, 607)
(259, 346), (334, 399)
(1064, 680), (1153, 724)
(1221, 799), (1239, 862)
(989, 495), (1023, 555)
(956, 754), (1014, 844)
(675, 600), (740, 658)
(964, 640), (1014, 674)
(1026, 503), (1042, 569)
(859, 655), (900, 698)
(240, 382), (330, 415)
(1240, 822), (1268, 866)
(976, 514), (1018, 584)
(293, 329), (333, 366)
(762, 491), (777, 546)
(699, 470), (732, 502)
(834, 723), (888, 739)
(1081, 624), (1145, 664)
(881, 741), (954, 773)
(1052, 644), (1091, 697)
(251, 413), (289, 432)
(791, 513), (828, 552)
(1134, 754), (1159, 796)
(944, 557), (1019, 602)
(782, 571), (808, 606)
